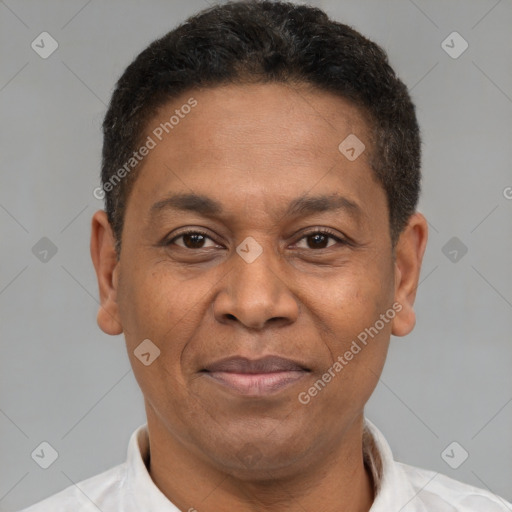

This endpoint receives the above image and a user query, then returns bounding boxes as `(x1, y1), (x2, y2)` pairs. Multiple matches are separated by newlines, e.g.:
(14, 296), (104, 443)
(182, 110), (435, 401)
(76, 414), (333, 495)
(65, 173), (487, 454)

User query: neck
(145, 409), (375, 512)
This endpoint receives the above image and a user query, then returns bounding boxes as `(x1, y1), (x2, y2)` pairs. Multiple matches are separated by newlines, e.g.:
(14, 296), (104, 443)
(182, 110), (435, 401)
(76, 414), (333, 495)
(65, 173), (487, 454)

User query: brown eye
(295, 230), (344, 250)
(168, 230), (218, 249)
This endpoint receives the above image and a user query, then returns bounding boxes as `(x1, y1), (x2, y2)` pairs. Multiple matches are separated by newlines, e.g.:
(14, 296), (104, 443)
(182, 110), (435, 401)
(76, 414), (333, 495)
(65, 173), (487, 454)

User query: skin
(90, 83), (428, 512)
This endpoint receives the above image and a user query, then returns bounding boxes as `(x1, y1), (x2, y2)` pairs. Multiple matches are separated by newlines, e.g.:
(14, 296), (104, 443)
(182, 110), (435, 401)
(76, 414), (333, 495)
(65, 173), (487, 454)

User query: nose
(212, 243), (299, 330)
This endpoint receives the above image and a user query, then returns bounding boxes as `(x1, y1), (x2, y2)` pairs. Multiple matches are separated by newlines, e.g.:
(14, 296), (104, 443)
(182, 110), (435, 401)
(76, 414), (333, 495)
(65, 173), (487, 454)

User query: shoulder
(398, 462), (512, 511)
(17, 462), (127, 512)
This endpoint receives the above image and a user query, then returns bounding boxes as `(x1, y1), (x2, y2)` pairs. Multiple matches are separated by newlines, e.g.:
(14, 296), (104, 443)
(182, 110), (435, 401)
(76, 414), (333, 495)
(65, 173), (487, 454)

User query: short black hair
(101, 0), (421, 255)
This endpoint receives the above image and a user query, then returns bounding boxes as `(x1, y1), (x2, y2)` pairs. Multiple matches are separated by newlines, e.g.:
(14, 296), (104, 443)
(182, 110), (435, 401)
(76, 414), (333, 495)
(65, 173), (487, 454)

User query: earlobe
(90, 210), (123, 335)
(391, 212), (428, 338)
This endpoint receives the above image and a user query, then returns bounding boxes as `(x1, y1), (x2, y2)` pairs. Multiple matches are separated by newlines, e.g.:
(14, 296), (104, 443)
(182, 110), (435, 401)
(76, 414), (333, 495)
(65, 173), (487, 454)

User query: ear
(90, 210), (123, 335)
(391, 212), (428, 337)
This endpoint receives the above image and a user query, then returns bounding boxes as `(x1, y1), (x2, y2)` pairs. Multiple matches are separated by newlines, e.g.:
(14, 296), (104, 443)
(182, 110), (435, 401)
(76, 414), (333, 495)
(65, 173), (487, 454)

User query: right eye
(166, 230), (222, 250)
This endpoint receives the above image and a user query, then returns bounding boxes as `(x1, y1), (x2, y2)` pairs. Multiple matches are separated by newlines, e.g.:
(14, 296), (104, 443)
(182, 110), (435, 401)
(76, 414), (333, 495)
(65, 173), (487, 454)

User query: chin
(201, 433), (311, 481)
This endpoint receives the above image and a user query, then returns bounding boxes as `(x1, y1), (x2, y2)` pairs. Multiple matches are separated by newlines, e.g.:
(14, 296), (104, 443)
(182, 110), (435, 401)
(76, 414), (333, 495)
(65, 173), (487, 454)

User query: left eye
(295, 230), (343, 250)
(168, 230), (344, 250)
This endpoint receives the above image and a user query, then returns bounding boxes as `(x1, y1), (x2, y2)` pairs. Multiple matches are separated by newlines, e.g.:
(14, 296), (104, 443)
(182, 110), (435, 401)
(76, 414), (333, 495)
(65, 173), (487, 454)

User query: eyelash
(166, 228), (347, 250)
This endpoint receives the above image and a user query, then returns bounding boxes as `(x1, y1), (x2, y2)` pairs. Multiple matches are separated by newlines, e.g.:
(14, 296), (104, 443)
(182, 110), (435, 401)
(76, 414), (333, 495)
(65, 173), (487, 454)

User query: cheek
(305, 298), (392, 420)
(309, 260), (394, 388)
(312, 259), (394, 326)
(117, 268), (198, 419)
(117, 264), (207, 383)
(117, 264), (193, 340)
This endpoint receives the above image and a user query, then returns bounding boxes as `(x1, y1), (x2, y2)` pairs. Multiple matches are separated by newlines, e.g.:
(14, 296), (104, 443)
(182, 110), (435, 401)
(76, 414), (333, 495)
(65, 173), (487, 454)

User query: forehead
(126, 83), (383, 226)
(147, 82), (371, 161)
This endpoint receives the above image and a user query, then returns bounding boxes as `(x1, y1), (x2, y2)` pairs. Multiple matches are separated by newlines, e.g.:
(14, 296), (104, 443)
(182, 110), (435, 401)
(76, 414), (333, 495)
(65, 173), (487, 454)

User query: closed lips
(201, 355), (311, 396)
(202, 355), (310, 374)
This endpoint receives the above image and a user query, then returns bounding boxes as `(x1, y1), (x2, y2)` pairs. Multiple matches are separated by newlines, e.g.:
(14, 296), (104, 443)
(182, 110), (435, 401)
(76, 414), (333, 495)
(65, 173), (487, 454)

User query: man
(20, 1), (511, 511)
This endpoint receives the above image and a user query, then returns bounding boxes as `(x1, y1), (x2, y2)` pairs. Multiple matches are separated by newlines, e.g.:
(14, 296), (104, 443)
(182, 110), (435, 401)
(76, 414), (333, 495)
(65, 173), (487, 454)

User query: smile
(201, 355), (311, 396)
(203, 370), (308, 396)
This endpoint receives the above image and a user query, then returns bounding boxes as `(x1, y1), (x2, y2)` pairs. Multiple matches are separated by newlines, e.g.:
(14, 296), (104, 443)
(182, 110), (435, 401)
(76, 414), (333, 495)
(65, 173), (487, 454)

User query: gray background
(1, 0), (511, 510)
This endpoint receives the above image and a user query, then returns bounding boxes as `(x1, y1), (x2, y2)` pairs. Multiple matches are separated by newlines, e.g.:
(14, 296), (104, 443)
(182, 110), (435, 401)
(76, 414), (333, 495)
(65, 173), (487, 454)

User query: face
(91, 83), (427, 479)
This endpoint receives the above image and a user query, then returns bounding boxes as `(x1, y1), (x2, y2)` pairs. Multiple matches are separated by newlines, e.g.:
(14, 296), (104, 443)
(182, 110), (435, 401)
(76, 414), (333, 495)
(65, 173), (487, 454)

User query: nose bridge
(233, 236), (280, 305)
(213, 236), (299, 329)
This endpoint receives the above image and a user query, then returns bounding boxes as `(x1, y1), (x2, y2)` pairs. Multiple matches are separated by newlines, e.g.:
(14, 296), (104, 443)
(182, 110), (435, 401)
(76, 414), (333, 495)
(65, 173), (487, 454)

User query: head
(91, 0), (427, 480)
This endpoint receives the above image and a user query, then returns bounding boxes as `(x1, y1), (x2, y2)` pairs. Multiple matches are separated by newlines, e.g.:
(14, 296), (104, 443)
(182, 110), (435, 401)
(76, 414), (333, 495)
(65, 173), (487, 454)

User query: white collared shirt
(19, 419), (512, 511)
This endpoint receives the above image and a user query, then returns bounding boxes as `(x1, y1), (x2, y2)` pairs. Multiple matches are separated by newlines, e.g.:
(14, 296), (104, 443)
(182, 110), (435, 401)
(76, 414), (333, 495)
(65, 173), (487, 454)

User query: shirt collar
(121, 418), (424, 511)
(364, 418), (428, 511)
(122, 423), (180, 510)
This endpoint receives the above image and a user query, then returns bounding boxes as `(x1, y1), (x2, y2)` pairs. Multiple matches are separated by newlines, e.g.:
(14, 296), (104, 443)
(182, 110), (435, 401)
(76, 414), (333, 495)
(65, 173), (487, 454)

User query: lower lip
(204, 371), (308, 396)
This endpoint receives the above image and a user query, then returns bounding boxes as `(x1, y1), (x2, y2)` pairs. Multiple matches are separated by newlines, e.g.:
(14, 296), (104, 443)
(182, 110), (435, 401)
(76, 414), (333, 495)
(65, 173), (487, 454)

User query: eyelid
(292, 227), (349, 249)
(166, 228), (221, 248)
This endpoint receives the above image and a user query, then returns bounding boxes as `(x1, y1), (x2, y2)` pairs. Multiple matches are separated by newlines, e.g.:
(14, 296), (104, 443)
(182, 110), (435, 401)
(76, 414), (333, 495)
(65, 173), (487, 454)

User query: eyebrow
(149, 192), (362, 221)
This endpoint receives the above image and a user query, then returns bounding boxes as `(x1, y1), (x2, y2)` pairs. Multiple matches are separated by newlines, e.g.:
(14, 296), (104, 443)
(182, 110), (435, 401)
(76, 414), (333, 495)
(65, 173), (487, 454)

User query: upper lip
(203, 355), (309, 374)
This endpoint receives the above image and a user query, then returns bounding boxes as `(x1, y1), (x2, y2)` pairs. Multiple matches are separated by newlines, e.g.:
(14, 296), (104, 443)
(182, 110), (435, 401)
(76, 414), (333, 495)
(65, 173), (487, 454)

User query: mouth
(201, 355), (310, 396)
